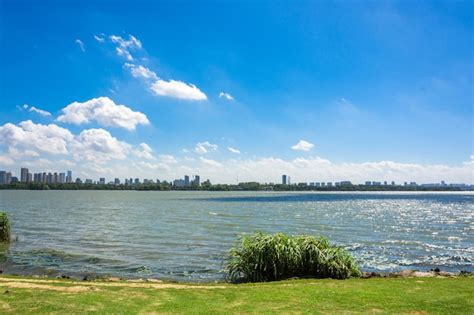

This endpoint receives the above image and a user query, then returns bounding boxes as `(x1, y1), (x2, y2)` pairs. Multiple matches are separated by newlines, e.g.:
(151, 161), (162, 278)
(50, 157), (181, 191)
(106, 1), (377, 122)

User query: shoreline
(0, 269), (471, 283)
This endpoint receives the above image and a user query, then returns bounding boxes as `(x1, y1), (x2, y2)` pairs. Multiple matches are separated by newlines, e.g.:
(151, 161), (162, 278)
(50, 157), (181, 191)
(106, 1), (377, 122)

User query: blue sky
(0, 0), (472, 183)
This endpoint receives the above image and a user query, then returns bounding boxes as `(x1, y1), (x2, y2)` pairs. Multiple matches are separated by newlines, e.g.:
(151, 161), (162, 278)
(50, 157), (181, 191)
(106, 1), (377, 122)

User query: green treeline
(0, 182), (462, 191)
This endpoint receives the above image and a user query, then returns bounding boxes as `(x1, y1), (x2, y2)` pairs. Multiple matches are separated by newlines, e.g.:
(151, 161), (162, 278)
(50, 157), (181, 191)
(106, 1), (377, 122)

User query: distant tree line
(0, 182), (463, 191)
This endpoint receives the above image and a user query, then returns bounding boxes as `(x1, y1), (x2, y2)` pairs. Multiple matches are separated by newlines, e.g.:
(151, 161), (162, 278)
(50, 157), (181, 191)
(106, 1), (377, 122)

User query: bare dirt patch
(0, 277), (227, 291)
(0, 281), (97, 293)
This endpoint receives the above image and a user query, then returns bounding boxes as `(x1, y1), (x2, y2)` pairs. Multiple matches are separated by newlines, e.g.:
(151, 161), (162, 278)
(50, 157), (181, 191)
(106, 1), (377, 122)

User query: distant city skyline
(0, 1), (472, 184)
(1, 167), (472, 189)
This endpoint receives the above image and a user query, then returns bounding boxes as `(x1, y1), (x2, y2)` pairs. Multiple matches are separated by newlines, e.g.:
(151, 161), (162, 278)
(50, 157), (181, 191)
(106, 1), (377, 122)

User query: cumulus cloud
(291, 140), (314, 151)
(150, 79), (207, 101)
(124, 65), (208, 100)
(219, 92), (234, 101)
(194, 156), (474, 184)
(0, 120), (73, 155)
(71, 128), (130, 162)
(22, 104), (52, 117)
(227, 147), (241, 154)
(195, 141), (218, 154)
(57, 97), (149, 131)
(134, 143), (155, 160)
(109, 34), (142, 61)
(75, 39), (85, 52)
(124, 63), (207, 101)
(1, 122), (472, 184)
(124, 63), (158, 80)
(0, 120), (156, 170)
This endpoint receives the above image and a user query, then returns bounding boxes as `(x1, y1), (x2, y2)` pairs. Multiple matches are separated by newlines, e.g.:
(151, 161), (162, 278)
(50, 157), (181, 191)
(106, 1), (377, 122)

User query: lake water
(0, 191), (472, 281)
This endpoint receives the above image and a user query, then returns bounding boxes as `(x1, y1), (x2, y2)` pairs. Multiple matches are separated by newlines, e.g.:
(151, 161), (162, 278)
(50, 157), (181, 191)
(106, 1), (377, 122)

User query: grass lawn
(0, 275), (472, 314)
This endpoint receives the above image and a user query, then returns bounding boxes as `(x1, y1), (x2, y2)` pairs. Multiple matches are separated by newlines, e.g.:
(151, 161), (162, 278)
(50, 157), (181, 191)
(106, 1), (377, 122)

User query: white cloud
(57, 97), (149, 131)
(7, 147), (40, 158)
(0, 155), (14, 165)
(1, 122), (472, 185)
(186, 156), (474, 185)
(110, 35), (207, 101)
(200, 157), (223, 168)
(159, 154), (178, 164)
(134, 143), (155, 160)
(22, 104), (52, 117)
(291, 140), (314, 151)
(124, 64), (207, 101)
(0, 120), (73, 155)
(29, 106), (52, 117)
(195, 141), (218, 154)
(227, 147), (241, 154)
(71, 128), (131, 162)
(219, 92), (234, 101)
(109, 34), (142, 61)
(150, 79), (207, 101)
(124, 63), (158, 80)
(75, 39), (85, 52)
(94, 34), (105, 43)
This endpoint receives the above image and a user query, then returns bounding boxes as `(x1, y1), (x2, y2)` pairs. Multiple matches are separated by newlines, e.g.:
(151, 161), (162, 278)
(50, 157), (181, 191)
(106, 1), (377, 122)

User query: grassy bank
(0, 275), (472, 314)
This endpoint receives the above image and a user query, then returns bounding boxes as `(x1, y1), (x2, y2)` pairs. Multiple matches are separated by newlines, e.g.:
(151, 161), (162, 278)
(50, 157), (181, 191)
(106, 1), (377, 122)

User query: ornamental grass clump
(0, 212), (11, 242)
(226, 232), (361, 282)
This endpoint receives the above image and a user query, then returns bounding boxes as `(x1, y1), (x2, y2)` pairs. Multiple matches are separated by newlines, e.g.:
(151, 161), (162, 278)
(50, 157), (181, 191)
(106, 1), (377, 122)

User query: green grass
(0, 275), (472, 314)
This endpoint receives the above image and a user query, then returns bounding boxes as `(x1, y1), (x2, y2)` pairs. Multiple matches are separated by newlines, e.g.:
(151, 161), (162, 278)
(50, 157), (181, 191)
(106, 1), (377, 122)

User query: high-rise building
(6, 172), (11, 184)
(20, 168), (29, 182)
(27, 173), (32, 183)
(184, 175), (190, 186)
(114, 178), (120, 185)
(59, 173), (66, 183)
(193, 175), (200, 186)
(99, 178), (106, 185)
(53, 172), (58, 184)
(173, 179), (185, 187)
(0, 171), (6, 185)
(134, 178), (140, 185)
(66, 170), (72, 183)
(282, 175), (287, 185)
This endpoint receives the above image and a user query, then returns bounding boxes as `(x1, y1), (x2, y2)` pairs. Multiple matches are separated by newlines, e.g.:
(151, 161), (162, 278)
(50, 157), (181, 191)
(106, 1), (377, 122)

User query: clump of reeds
(226, 232), (361, 282)
(0, 212), (10, 242)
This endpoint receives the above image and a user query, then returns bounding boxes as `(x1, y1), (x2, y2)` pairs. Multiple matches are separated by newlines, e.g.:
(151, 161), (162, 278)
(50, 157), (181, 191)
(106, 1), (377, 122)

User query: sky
(0, 0), (473, 184)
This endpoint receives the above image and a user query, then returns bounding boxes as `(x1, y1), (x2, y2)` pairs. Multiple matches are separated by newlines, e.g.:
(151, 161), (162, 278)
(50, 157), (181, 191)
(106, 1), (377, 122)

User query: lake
(0, 190), (472, 281)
